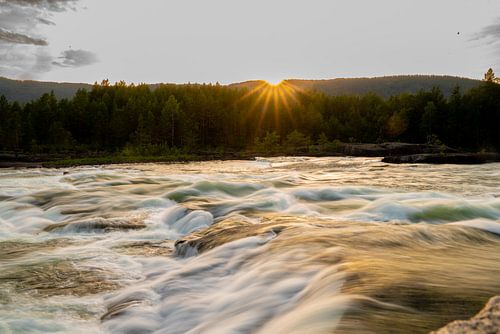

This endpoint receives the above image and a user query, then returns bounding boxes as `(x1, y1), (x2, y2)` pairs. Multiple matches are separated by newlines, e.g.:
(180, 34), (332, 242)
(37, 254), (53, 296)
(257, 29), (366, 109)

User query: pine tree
(484, 68), (496, 82)
(160, 95), (181, 147)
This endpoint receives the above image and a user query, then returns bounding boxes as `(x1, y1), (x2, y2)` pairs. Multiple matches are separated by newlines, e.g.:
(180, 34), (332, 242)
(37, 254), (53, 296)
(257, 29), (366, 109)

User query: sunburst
(235, 80), (307, 137)
(266, 79), (284, 86)
(237, 80), (305, 133)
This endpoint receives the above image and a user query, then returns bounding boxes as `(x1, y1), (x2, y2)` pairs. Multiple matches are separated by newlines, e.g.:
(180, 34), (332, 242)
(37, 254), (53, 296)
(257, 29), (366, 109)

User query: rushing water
(0, 157), (499, 334)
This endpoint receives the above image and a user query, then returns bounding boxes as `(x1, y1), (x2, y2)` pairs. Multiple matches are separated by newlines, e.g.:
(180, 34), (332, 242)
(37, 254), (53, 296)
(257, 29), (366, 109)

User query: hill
(230, 75), (482, 98)
(0, 75), (483, 103)
(0, 77), (91, 103)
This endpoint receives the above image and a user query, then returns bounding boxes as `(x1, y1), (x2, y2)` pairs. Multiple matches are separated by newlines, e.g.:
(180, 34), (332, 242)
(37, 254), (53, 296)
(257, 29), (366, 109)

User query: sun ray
(235, 79), (309, 138)
(278, 89), (298, 129)
(257, 89), (274, 131)
(273, 87), (281, 133)
(238, 81), (268, 102)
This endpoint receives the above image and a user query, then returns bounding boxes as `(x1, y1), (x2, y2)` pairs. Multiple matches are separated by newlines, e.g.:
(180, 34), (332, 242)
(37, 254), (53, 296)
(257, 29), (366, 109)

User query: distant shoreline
(1, 143), (499, 168)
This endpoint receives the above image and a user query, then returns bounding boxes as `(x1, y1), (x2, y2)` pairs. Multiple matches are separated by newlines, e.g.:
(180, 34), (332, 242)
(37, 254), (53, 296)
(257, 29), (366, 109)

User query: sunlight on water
(0, 157), (499, 333)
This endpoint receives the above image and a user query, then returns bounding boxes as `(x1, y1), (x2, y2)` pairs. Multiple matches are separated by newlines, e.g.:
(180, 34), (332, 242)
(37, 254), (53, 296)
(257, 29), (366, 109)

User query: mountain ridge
(229, 75), (482, 98)
(0, 75), (483, 103)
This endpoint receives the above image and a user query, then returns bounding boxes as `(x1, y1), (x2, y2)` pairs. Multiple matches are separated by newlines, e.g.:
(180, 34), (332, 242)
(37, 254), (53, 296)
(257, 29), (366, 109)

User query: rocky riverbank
(431, 296), (500, 334)
(383, 153), (500, 164)
(0, 143), (498, 167)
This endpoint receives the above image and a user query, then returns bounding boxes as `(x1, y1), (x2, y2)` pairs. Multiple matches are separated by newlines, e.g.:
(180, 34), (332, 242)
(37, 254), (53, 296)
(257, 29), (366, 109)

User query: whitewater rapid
(0, 157), (499, 333)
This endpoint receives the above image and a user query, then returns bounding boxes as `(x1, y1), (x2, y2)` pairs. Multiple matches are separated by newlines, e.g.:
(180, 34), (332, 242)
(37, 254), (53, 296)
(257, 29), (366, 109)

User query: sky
(0, 0), (500, 84)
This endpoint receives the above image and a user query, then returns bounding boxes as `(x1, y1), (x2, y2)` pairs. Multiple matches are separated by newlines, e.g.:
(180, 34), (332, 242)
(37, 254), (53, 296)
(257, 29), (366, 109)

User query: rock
(44, 217), (146, 233)
(383, 153), (500, 164)
(174, 219), (287, 257)
(0, 260), (120, 297)
(430, 296), (500, 334)
(0, 239), (73, 261)
(341, 142), (456, 157)
(112, 241), (173, 256)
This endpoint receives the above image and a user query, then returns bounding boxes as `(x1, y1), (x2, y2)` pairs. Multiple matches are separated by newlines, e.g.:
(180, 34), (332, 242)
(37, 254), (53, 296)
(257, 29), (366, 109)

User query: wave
(102, 234), (347, 334)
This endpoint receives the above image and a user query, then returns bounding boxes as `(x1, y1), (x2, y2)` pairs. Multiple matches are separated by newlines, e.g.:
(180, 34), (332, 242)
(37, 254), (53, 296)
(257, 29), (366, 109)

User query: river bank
(2, 142), (498, 168)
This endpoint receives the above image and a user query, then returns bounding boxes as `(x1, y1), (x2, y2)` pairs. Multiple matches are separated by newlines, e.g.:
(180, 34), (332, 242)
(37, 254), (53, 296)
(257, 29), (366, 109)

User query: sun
(265, 79), (284, 86)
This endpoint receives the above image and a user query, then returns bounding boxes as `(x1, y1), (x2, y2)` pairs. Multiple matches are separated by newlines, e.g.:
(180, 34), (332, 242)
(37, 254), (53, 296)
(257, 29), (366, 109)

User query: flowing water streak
(0, 157), (499, 333)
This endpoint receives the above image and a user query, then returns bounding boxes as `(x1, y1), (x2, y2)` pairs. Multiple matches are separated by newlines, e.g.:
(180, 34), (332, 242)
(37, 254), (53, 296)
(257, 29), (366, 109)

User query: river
(0, 157), (499, 333)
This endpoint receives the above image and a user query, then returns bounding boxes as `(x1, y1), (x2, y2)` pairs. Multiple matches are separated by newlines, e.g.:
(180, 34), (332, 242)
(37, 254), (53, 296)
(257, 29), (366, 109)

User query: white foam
(1, 158), (499, 333)
(449, 219), (500, 235)
(103, 236), (346, 334)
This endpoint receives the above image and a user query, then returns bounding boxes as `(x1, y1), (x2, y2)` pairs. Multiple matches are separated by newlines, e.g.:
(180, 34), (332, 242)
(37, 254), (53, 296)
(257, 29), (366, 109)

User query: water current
(0, 157), (499, 333)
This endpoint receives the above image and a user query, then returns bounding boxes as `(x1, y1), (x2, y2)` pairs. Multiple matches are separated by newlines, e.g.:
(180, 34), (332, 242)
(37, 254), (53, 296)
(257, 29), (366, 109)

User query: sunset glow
(265, 79), (284, 86)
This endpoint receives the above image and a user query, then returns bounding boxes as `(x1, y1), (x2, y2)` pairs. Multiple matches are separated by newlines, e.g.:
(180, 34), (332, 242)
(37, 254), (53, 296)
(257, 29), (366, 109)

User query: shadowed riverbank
(2, 142), (498, 168)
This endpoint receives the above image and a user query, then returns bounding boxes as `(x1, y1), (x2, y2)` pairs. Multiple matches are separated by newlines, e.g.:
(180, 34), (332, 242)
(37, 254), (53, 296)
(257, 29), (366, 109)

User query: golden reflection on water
(0, 158), (499, 333)
(177, 216), (500, 333)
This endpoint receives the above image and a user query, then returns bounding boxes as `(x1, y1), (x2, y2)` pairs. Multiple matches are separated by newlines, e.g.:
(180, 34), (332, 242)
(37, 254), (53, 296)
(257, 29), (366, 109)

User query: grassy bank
(41, 154), (200, 168)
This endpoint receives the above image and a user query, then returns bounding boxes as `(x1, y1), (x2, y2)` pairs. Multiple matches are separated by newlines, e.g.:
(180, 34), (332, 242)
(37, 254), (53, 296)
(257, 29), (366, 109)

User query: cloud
(1, 0), (78, 12)
(0, 1), (75, 34)
(52, 49), (98, 67)
(471, 19), (500, 68)
(38, 18), (56, 25)
(0, 45), (53, 78)
(0, 28), (47, 46)
(472, 19), (500, 52)
(0, 0), (95, 78)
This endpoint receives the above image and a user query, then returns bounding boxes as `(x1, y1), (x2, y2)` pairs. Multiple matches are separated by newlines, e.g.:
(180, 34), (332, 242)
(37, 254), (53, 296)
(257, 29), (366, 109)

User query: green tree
(48, 121), (74, 150)
(420, 101), (439, 140)
(484, 68), (495, 82)
(134, 110), (154, 149)
(160, 95), (181, 147)
(285, 130), (310, 153)
(255, 131), (281, 153)
(386, 109), (409, 139)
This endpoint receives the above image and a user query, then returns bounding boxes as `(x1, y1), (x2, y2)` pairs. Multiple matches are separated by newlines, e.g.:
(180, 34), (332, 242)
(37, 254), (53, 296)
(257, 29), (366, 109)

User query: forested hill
(1, 75), (482, 103)
(0, 77), (91, 103)
(1, 78), (499, 156)
(230, 76), (482, 98)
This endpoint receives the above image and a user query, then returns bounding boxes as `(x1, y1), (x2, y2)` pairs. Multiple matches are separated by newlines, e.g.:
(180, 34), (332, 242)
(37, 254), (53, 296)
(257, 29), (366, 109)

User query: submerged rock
(0, 239), (73, 261)
(0, 260), (120, 297)
(174, 218), (286, 257)
(430, 296), (500, 334)
(112, 240), (174, 257)
(44, 216), (146, 233)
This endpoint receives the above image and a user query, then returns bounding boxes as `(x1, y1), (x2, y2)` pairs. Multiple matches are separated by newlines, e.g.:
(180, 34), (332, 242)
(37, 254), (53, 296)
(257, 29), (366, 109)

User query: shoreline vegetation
(1, 74), (499, 168)
(1, 142), (499, 168)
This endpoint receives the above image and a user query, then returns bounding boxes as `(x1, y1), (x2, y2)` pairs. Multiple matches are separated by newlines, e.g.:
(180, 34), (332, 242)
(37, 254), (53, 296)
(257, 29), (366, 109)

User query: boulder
(430, 296), (500, 334)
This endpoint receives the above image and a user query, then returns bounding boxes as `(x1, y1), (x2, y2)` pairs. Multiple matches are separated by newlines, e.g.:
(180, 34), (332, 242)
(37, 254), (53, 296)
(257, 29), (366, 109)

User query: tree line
(0, 78), (499, 155)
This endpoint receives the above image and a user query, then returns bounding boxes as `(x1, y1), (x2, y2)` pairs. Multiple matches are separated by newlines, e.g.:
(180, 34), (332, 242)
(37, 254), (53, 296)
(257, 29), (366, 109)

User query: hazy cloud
(0, 28), (47, 46)
(0, 1), (75, 33)
(0, 0), (93, 78)
(0, 0), (78, 12)
(52, 49), (98, 67)
(0, 45), (53, 78)
(38, 17), (56, 25)
(472, 19), (500, 51)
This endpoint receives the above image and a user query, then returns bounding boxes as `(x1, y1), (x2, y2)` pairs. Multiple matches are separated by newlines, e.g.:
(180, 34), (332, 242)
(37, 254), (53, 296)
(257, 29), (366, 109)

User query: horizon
(0, 73), (485, 86)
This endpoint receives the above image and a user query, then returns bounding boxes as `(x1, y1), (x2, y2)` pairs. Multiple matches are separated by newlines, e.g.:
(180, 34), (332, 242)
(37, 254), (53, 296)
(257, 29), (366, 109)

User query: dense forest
(0, 76), (499, 157)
